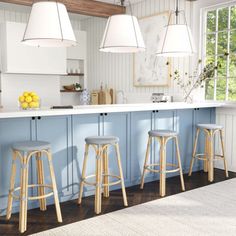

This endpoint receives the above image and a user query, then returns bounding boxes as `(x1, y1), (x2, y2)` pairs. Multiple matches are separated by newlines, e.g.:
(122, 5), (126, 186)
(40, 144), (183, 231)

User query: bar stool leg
(78, 144), (89, 204)
(115, 143), (128, 206)
(140, 136), (151, 189)
(19, 153), (28, 233)
(36, 152), (47, 211)
(175, 137), (185, 191)
(6, 151), (17, 220)
(203, 135), (209, 173)
(47, 150), (62, 222)
(103, 145), (109, 198)
(220, 130), (229, 178)
(95, 146), (102, 214)
(208, 131), (214, 182)
(189, 128), (200, 176)
(159, 137), (166, 197)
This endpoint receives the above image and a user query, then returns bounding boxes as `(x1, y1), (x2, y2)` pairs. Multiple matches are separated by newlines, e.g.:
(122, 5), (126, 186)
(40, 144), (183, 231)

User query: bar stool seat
(79, 135), (128, 214)
(12, 141), (51, 152)
(6, 140), (62, 233)
(148, 130), (178, 137)
(141, 129), (185, 197)
(197, 124), (223, 130)
(85, 136), (119, 145)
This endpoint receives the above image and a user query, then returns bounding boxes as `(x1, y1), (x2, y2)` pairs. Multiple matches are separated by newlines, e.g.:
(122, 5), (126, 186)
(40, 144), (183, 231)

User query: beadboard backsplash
(81, 0), (196, 103)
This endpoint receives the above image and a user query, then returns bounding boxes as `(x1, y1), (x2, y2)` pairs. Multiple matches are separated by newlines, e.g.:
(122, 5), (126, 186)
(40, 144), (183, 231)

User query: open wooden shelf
(66, 73), (84, 76)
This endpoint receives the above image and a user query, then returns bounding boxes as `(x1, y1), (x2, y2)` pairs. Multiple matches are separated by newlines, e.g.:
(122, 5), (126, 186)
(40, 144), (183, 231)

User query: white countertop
(0, 102), (225, 119)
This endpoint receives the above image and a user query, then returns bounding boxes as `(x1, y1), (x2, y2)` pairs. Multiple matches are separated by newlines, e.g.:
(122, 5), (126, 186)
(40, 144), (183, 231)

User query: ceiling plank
(0, 0), (126, 17)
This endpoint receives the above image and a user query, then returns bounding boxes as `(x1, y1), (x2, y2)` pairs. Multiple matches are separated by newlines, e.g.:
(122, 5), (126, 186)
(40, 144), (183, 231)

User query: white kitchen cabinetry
(67, 30), (86, 60)
(0, 22), (66, 75)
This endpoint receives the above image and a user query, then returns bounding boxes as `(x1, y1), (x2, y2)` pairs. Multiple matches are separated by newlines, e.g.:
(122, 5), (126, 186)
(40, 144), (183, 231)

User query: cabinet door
(35, 116), (72, 200)
(67, 30), (86, 60)
(130, 111), (152, 184)
(176, 109), (194, 173)
(1, 22), (66, 74)
(154, 110), (175, 173)
(72, 114), (100, 195)
(102, 113), (130, 186)
(0, 117), (32, 214)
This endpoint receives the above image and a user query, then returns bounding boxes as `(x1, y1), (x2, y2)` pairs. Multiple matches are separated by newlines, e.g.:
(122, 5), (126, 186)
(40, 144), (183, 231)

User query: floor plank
(0, 169), (235, 236)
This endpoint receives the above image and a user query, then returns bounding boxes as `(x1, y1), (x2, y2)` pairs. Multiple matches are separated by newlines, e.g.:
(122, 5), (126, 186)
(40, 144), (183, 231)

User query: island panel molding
(0, 0), (125, 17)
(133, 12), (171, 87)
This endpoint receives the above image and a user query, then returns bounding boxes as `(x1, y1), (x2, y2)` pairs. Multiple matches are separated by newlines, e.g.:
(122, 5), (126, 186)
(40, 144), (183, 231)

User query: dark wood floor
(0, 169), (235, 236)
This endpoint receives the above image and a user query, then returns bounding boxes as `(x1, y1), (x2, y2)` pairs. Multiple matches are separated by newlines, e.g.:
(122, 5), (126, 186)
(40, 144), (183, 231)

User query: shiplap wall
(81, 0), (197, 103)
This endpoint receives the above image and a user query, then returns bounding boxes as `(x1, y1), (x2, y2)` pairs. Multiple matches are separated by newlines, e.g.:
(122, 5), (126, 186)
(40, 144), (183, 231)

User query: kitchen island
(0, 102), (224, 215)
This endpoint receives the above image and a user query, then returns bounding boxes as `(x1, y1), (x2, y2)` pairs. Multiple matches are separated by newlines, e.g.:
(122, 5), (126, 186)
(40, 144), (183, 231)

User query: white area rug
(32, 178), (236, 236)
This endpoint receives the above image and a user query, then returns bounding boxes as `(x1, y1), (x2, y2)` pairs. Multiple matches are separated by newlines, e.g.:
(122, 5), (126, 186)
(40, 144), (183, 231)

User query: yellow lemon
(25, 96), (32, 103)
(19, 96), (25, 103)
(23, 92), (29, 97)
(21, 102), (28, 109)
(32, 95), (39, 102)
(30, 92), (37, 97)
(34, 102), (39, 108)
(29, 102), (36, 108)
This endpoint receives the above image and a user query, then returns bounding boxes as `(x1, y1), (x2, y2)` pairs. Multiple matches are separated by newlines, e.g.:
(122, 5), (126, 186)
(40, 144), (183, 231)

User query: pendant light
(156, 0), (196, 57)
(100, 0), (145, 53)
(22, 1), (76, 47)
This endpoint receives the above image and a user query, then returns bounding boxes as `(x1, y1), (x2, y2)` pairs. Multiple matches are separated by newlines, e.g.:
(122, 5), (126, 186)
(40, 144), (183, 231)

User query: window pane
(206, 34), (216, 55)
(217, 56), (227, 77)
(228, 77), (236, 100)
(207, 10), (216, 32)
(216, 77), (226, 100)
(218, 31), (228, 54)
(205, 79), (215, 100)
(230, 30), (236, 54)
(218, 7), (229, 31)
(231, 6), (236, 29)
(229, 54), (236, 77)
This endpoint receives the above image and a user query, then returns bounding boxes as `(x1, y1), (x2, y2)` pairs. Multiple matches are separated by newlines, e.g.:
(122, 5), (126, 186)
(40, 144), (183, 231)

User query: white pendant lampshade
(22, 1), (76, 47)
(156, 0), (196, 57)
(156, 24), (196, 57)
(100, 14), (145, 53)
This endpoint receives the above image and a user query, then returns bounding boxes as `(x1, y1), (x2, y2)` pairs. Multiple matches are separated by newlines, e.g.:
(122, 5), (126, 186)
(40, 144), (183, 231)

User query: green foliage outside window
(205, 5), (236, 101)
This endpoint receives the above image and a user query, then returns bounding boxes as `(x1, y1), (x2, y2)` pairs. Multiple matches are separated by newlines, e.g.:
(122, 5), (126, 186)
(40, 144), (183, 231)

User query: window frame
(202, 1), (236, 102)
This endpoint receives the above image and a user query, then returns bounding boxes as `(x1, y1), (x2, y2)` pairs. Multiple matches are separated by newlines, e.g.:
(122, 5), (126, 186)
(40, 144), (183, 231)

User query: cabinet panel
(130, 111), (152, 183)
(72, 114), (100, 194)
(177, 109), (194, 172)
(0, 22), (66, 74)
(35, 116), (72, 199)
(154, 110), (175, 169)
(0, 117), (32, 213)
(67, 30), (86, 60)
(103, 113), (130, 183)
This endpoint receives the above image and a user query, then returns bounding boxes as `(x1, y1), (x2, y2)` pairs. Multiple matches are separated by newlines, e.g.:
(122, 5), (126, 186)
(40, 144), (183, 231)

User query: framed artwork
(133, 12), (171, 87)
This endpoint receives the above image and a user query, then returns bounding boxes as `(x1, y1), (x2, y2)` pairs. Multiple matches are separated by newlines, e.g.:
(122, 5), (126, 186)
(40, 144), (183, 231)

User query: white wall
(81, 0), (195, 103)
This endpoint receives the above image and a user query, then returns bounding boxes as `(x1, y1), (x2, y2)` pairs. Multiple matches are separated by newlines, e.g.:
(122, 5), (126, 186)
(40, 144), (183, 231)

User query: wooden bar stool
(140, 130), (185, 197)
(78, 136), (128, 214)
(6, 141), (62, 233)
(189, 124), (228, 182)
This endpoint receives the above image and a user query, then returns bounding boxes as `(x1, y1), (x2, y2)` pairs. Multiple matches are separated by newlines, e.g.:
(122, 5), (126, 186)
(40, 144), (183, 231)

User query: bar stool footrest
(195, 154), (225, 161)
(10, 184), (54, 200)
(145, 163), (180, 174)
(83, 174), (122, 187)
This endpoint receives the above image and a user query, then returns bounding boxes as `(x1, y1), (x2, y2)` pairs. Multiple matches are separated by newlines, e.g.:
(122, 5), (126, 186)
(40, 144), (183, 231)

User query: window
(204, 3), (236, 101)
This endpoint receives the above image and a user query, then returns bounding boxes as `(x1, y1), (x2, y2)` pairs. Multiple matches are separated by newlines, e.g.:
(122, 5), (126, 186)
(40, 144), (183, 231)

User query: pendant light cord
(175, 0), (180, 24)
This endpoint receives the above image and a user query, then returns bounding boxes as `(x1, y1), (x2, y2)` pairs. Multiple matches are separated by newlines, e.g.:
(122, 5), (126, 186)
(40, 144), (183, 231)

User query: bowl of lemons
(19, 91), (40, 110)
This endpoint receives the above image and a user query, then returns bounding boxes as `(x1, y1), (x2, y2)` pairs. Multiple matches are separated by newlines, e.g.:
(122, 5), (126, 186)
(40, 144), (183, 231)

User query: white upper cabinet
(0, 22), (67, 75)
(67, 30), (86, 60)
